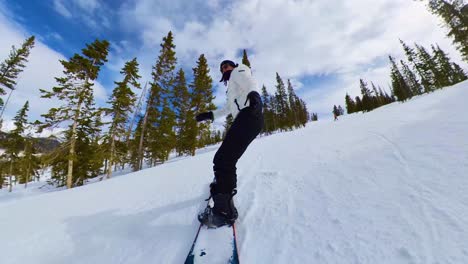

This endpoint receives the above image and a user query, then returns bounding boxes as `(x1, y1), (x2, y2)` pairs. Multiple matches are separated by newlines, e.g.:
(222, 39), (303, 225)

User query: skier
(333, 105), (339, 121)
(195, 60), (263, 228)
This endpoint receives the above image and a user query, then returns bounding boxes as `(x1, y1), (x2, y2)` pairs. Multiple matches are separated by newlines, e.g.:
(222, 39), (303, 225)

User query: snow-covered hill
(1, 81), (468, 264)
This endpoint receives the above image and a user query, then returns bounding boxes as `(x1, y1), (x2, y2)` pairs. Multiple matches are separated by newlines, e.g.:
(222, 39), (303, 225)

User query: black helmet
(219, 60), (237, 73)
(219, 60), (238, 82)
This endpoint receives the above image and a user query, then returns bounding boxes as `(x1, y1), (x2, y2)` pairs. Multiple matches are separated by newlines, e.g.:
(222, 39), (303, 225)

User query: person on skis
(333, 105), (339, 121)
(195, 60), (264, 228)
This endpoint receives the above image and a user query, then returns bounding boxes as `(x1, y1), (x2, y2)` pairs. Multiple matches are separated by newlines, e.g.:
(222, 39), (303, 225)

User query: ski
(185, 198), (239, 264)
(184, 223), (239, 264)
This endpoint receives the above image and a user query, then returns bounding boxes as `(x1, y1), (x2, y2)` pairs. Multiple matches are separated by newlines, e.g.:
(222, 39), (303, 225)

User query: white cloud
(46, 32), (64, 42)
(75, 0), (100, 11)
(116, 0), (466, 117)
(53, 0), (72, 18)
(0, 12), (64, 123)
(52, 0), (107, 30)
(222, 1), (464, 109)
(53, 0), (100, 16)
(4, 0), (462, 127)
(0, 8), (108, 127)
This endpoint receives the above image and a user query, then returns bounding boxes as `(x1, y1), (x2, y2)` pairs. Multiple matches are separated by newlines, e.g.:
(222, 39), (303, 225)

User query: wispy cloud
(53, 0), (72, 18)
(0, 6), (108, 124)
(46, 32), (64, 42)
(2, 0), (466, 124)
(51, 0), (108, 30)
(117, 0), (464, 115)
(74, 0), (100, 11)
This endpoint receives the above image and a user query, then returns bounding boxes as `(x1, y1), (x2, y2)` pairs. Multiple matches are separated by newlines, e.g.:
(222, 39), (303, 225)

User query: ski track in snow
(1, 81), (468, 263)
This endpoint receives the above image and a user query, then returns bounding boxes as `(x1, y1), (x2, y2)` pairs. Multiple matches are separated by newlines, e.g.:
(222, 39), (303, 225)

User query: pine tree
(287, 79), (299, 128)
(38, 39), (109, 188)
(274, 73), (289, 130)
(242, 49), (251, 68)
(432, 44), (467, 85)
(138, 31), (177, 169)
(222, 114), (234, 139)
(415, 44), (440, 90)
(386, 86), (396, 103)
(0, 36), (35, 124)
(3, 101), (30, 191)
(400, 60), (422, 96)
(451, 62), (468, 83)
(183, 110), (198, 156)
(338, 105), (344, 115)
(19, 138), (39, 188)
(296, 98), (309, 127)
(369, 82), (380, 108)
(389, 56), (411, 101)
(378, 86), (389, 105)
(355, 96), (363, 112)
(359, 79), (373, 111)
(72, 114), (105, 186)
(345, 93), (355, 114)
(0, 162), (5, 189)
(129, 118), (143, 170)
(11, 101), (29, 143)
(0, 36), (35, 92)
(261, 85), (273, 134)
(105, 58), (141, 178)
(157, 98), (177, 161)
(173, 68), (191, 156)
(424, 0), (468, 62)
(190, 54), (215, 150)
(269, 93), (278, 132)
(400, 40), (433, 92)
(215, 130), (222, 143)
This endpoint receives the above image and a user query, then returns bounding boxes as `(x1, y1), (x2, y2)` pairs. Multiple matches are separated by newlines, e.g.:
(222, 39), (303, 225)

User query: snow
(189, 224), (237, 263)
(1, 81), (468, 263)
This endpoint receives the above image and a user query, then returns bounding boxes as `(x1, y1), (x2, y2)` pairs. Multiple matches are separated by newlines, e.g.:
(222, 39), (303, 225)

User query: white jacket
(213, 64), (259, 120)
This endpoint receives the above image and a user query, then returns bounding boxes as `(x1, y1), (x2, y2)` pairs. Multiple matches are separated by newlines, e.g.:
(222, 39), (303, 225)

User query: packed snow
(1, 81), (467, 264)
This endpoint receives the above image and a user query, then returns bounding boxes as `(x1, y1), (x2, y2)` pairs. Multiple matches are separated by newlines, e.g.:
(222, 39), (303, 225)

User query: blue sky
(0, 0), (464, 131)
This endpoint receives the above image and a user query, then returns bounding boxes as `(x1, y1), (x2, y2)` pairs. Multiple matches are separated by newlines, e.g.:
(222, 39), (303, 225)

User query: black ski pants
(212, 93), (263, 194)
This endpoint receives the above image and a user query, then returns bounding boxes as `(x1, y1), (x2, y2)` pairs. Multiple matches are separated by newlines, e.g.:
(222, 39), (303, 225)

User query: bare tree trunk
(25, 159), (30, 189)
(126, 82), (147, 143)
(67, 99), (83, 189)
(24, 143), (30, 189)
(0, 89), (14, 124)
(293, 110), (298, 128)
(106, 134), (116, 179)
(103, 159), (108, 176)
(137, 101), (151, 171)
(123, 82), (147, 171)
(8, 160), (13, 193)
(67, 126), (77, 189)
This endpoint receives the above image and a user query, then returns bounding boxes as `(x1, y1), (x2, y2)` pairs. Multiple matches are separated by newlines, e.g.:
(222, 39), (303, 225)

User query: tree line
(259, 74), (310, 134)
(345, 40), (466, 114)
(0, 32), (311, 191)
(2, 0), (464, 190)
(344, 0), (467, 114)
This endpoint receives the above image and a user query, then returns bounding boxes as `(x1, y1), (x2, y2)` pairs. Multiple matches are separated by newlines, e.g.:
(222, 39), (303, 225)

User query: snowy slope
(1, 81), (468, 264)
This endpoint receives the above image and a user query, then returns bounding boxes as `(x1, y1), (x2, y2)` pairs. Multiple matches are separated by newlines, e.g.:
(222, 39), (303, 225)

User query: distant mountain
(0, 131), (60, 153)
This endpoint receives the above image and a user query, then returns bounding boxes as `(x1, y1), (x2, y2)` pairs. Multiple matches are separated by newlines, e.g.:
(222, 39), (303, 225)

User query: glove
(195, 111), (214, 122)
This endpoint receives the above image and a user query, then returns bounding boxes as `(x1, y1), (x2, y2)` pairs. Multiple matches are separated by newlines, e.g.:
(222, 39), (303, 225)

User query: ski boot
(198, 191), (238, 228)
